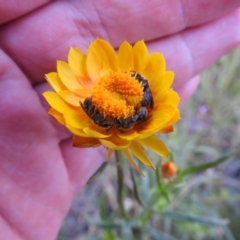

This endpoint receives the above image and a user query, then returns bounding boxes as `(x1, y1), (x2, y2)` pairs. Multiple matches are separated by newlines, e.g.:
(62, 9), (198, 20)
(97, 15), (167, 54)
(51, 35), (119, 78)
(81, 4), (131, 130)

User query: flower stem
(115, 150), (129, 220)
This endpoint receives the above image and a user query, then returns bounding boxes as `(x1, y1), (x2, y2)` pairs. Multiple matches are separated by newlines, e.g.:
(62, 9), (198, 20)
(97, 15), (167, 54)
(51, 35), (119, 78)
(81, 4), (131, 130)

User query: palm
(0, 1), (239, 239)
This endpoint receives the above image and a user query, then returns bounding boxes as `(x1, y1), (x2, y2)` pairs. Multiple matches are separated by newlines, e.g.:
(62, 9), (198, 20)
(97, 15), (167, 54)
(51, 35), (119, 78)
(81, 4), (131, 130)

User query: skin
(0, 0), (239, 239)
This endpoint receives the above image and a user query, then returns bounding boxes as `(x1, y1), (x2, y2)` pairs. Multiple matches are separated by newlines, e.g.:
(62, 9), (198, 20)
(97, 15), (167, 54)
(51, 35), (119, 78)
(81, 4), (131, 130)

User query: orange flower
(161, 162), (178, 178)
(43, 39), (180, 174)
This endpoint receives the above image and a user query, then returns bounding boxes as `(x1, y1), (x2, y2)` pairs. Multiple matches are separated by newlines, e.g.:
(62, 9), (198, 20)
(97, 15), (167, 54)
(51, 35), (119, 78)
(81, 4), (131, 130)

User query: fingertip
(177, 75), (200, 105)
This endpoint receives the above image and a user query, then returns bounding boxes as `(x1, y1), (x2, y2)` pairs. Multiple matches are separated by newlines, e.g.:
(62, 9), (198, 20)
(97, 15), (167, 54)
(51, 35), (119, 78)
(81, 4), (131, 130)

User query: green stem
(140, 210), (154, 226)
(87, 162), (108, 184)
(116, 152), (145, 238)
(115, 150), (129, 220)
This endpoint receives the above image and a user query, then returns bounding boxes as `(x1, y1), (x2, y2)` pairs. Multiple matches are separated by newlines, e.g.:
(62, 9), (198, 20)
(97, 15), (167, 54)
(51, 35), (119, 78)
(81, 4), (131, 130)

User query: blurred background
(58, 47), (240, 240)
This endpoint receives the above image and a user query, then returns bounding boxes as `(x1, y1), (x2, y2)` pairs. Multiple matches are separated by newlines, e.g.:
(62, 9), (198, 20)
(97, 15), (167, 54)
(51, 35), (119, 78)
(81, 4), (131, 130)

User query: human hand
(0, 1), (239, 239)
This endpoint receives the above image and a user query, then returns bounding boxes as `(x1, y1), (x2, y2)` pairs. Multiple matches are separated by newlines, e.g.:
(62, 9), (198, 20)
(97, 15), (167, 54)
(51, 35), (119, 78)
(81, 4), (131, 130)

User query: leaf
(194, 145), (219, 157)
(88, 219), (122, 229)
(162, 211), (229, 226)
(101, 229), (118, 240)
(99, 193), (108, 220)
(179, 153), (233, 178)
(130, 168), (147, 208)
(88, 218), (139, 230)
(130, 164), (171, 212)
(144, 227), (179, 240)
(221, 225), (236, 240)
(87, 161), (109, 184)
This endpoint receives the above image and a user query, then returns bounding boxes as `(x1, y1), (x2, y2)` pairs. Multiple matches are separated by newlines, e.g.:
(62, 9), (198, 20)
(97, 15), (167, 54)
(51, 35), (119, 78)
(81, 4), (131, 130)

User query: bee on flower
(43, 38), (180, 174)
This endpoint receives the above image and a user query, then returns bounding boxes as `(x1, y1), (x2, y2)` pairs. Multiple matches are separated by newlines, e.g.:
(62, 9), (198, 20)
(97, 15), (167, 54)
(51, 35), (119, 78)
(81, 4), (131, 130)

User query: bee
(80, 97), (113, 131)
(113, 107), (149, 130)
(81, 98), (150, 131)
(134, 107), (149, 122)
(131, 71), (154, 108)
(80, 72), (153, 131)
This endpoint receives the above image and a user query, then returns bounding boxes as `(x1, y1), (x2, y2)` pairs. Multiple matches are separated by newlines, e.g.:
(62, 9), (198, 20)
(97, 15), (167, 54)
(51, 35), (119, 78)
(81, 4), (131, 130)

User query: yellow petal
(154, 90), (180, 109)
(83, 127), (112, 138)
(129, 141), (155, 169)
(59, 90), (81, 107)
(161, 109), (181, 129)
(45, 72), (67, 92)
(68, 47), (93, 89)
(86, 51), (102, 82)
(133, 40), (149, 72)
(99, 136), (131, 149)
(43, 92), (76, 113)
(73, 135), (100, 148)
(139, 134), (169, 158)
(71, 88), (92, 99)
(116, 129), (140, 140)
(152, 105), (180, 130)
(66, 124), (89, 137)
(117, 41), (134, 71)
(48, 108), (65, 125)
(122, 148), (143, 175)
(150, 72), (175, 101)
(136, 112), (170, 134)
(159, 126), (174, 133)
(87, 39), (117, 81)
(93, 39), (118, 68)
(68, 47), (88, 78)
(65, 110), (113, 138)
(64, 110), (91, 129)
(141, 52), (166, 86)
(153, 105), (176, 122)
(57, 61), (83, 90)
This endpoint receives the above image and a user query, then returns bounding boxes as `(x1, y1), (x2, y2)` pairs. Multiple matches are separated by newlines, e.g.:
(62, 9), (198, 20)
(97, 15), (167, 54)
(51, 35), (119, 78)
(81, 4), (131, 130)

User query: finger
(75, 0), (240, 45)
(0, 0), (240, 83)
(0, 0), (51, 24)
(60, 140), (106, 195)
(0, 49), (58, 144)
(31, 9), (240, 98)
(0, 50), (66, 194)
(148, 9), (240, 88)
(177, 75), (200, 105)
(0, 50), (70, 240)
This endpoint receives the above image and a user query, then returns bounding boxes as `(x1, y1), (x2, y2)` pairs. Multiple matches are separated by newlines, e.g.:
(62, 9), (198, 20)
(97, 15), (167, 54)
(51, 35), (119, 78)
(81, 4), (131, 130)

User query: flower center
(91, 71), (144, 119)
(80, 71), (154, 131)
